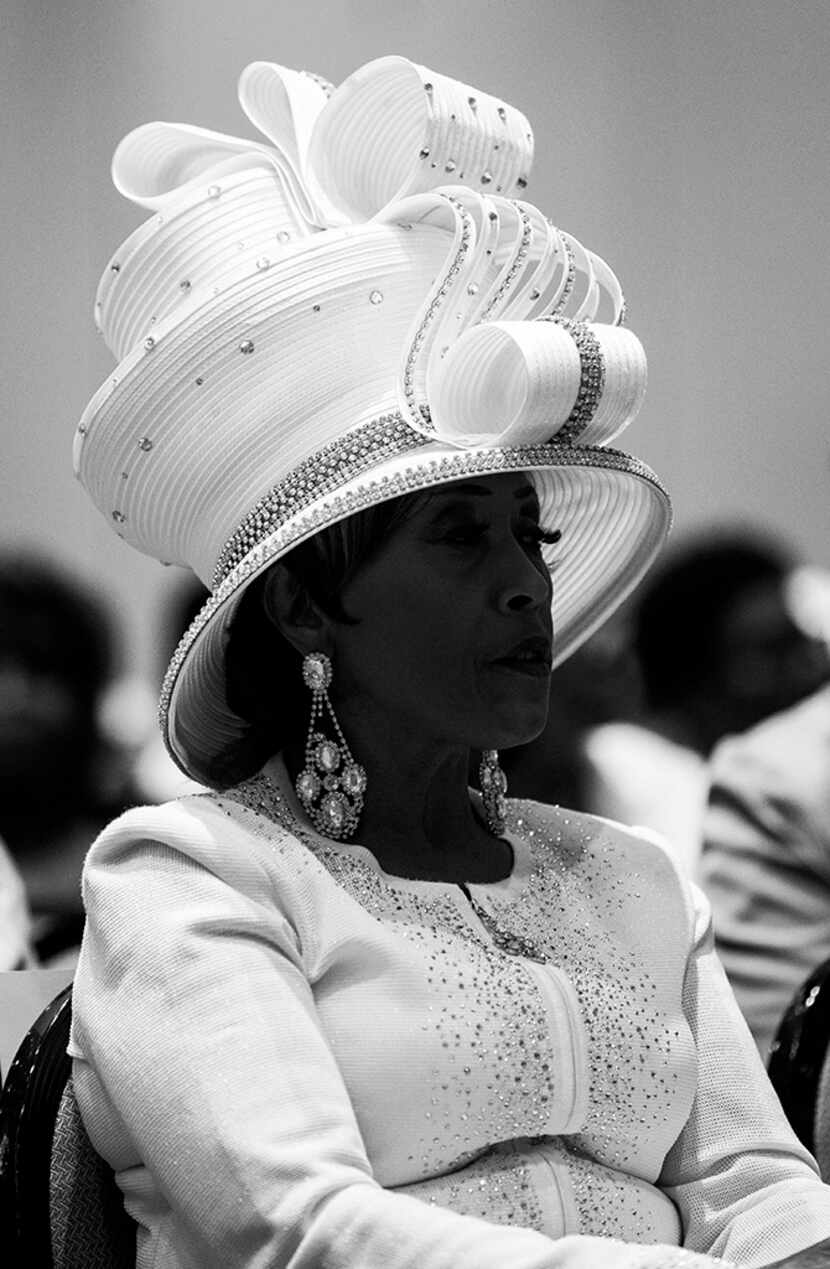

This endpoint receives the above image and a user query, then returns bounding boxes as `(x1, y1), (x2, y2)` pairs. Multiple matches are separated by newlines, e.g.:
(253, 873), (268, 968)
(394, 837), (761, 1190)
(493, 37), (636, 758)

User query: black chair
(768, 954), (830, 1175)
(0, 983), (136, 1267)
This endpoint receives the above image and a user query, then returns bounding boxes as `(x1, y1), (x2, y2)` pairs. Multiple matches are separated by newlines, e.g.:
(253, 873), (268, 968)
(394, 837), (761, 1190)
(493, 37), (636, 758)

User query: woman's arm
(659, 883), (830, 1264)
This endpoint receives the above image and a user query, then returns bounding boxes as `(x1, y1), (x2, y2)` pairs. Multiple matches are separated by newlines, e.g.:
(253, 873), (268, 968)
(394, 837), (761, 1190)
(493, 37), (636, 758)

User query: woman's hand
(760, 1237), (830, 1268)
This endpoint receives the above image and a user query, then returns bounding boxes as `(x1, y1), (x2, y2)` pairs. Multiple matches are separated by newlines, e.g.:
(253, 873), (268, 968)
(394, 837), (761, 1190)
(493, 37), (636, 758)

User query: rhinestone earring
(479, 749), (508, 836)
(295, 652), (366, 840)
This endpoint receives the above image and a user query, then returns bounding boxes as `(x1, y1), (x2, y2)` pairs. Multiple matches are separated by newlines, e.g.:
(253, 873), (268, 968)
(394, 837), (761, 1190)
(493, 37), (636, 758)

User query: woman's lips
(489, 637), (552, 677)
(489, 656), (551, 678)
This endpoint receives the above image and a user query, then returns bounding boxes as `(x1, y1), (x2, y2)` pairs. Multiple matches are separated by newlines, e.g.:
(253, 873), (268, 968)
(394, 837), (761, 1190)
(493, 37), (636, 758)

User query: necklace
(457, 882), (547, 963)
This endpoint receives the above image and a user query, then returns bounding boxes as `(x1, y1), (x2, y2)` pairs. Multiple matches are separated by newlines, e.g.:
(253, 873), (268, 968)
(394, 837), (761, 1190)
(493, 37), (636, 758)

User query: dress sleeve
(659, 882), (830, 1264)
(72, 818), (732, 1269)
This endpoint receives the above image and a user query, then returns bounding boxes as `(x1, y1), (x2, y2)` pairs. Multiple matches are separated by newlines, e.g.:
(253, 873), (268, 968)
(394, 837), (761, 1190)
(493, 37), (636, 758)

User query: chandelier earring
(294, 652), (367, 840)
(479, 749), (508, 836)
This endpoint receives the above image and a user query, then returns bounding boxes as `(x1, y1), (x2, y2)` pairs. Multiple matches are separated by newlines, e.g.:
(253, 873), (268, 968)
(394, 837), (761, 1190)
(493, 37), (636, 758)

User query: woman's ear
(261, 563), (331, 656)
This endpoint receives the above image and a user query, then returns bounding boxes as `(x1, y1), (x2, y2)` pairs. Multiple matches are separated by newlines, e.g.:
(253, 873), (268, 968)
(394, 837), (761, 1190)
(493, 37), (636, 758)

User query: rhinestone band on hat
(477, 202), (533, 324)
(212, 410), (430, 588)
(541, 317), (606, 444)
(162, 440), (667, 743)
(401, 194), (474, 435)
(550, 229), (576, 314)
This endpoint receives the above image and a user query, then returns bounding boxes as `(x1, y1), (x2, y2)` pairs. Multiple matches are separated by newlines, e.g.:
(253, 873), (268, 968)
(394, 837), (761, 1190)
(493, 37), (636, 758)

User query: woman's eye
(443, 523), (489, 545)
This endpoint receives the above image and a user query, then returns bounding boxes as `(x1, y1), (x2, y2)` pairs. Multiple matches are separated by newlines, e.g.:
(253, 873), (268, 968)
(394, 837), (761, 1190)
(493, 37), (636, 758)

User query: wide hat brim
(163, 439), (670, 788)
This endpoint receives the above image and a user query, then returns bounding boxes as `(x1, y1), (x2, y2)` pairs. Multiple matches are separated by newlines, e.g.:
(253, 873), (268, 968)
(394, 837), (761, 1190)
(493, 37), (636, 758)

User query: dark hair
(224, 493), (429, 769)
(632, 531), (791, 710)
(0, 551), (115, 714)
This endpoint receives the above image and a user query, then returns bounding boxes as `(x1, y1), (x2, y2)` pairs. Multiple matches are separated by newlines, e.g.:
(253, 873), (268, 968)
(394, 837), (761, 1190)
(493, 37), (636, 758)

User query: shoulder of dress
(84, 785), (311, 877)
(506, 796), (686, 881)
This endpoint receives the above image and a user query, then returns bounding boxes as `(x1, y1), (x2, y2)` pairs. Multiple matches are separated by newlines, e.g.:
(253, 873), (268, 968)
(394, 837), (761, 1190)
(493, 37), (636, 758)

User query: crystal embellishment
(296, 771), (320, 802)
(295, 651), (366, 840)
(479, 750), (508, 835)
(303, 650), (332, 691)
(541, 317), (606, 442)
(316, 739), (340, 773)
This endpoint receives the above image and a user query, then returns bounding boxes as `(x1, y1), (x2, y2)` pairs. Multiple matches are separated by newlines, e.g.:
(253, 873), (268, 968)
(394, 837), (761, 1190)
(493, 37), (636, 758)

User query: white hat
(74, 55), (671, 787)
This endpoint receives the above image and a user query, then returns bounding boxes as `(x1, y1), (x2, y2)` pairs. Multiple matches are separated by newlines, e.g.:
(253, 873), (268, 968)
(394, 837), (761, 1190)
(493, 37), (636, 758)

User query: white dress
(69, 757), (830, 1268)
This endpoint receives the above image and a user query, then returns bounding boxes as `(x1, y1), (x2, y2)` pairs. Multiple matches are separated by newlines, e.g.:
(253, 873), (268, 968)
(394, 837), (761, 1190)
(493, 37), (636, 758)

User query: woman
(69, 55), (830, 1267)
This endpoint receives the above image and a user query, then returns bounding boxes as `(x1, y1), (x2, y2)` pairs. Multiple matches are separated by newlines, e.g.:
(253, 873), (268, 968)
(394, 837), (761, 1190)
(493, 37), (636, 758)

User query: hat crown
(72, 54), (671, 787)
(75, 56), (648, 587)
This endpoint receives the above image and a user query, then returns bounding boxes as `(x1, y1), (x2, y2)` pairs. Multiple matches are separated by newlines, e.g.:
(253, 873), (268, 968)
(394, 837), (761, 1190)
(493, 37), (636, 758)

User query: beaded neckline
(213, 754), (535, 896)
(212, 757), (552, 964)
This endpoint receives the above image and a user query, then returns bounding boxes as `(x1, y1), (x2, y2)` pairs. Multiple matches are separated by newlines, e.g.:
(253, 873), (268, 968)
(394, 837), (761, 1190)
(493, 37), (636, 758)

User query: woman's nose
(494, 544), (553, 615)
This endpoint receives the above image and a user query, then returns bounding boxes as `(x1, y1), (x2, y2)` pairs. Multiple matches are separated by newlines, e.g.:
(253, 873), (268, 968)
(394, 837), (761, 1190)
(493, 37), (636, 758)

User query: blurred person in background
(583, 530), (829, 877)
(0, 552), (134, 962)
(701, 567), (830, 1058)
(632, 533), (828, 757)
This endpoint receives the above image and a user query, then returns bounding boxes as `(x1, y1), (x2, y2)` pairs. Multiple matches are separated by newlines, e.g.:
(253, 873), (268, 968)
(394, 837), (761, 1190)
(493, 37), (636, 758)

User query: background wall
(2, 0), (828, 684)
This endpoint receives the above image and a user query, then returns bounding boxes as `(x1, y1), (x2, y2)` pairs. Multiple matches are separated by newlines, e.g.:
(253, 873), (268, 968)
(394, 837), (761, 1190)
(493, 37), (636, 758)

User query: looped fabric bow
(100, 55), (646, 451)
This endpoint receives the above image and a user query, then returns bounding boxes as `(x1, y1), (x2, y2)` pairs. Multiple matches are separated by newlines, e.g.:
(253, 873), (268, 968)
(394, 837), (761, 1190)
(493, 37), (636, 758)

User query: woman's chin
(480, 698), (551, 751)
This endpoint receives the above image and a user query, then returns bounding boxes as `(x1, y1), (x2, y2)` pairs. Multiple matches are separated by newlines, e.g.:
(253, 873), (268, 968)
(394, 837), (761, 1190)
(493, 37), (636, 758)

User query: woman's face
(329, 472), (556, 753)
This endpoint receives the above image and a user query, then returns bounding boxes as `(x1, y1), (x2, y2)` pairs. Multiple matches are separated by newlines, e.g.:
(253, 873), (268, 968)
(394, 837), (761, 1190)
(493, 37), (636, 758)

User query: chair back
(0, 983), (136, 1267)
(768, 953), (830, 1170)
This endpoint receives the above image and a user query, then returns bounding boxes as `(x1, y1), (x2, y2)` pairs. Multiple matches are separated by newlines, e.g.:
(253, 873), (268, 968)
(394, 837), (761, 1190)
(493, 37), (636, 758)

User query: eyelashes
(535, 526), (562, 546)
(535, 525), (563, 576)
(438, 521), (563, 549)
